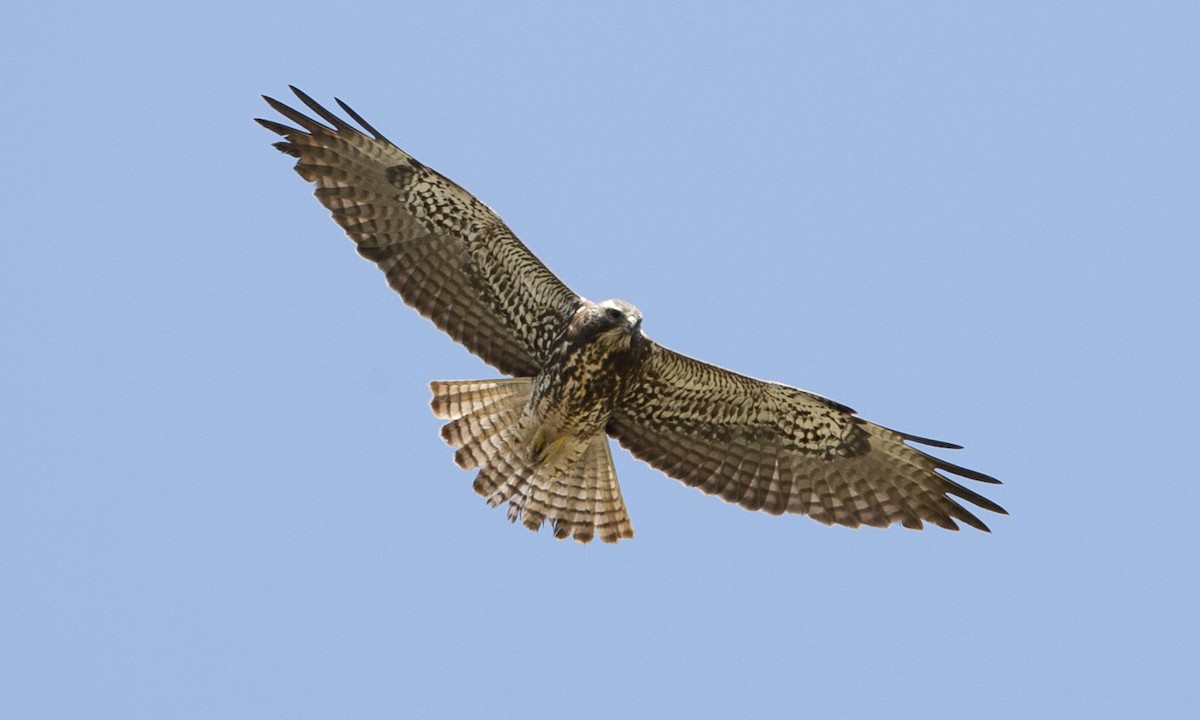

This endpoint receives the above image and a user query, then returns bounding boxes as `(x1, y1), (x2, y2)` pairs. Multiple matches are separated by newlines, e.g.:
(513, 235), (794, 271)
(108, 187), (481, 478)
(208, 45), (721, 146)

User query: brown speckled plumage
(259, 87), (1006, 543)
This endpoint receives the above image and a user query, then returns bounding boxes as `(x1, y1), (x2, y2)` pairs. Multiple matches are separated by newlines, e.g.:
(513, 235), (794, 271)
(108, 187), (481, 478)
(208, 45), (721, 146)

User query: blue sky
(3, 2), (1198, 717)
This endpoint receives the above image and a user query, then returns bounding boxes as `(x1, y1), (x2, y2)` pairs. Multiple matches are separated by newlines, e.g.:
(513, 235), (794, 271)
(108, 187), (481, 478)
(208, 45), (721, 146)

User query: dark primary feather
(256, 88), (581, 377)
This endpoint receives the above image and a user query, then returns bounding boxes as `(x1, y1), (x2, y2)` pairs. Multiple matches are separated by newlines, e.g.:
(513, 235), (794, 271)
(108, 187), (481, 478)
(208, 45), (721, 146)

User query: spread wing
(608, 344), (1006, 531)
(257, 87), (581, 377)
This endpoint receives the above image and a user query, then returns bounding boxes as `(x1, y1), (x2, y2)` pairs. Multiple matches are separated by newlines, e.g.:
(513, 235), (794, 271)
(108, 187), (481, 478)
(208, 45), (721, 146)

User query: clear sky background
(3, 2), (1198, 718)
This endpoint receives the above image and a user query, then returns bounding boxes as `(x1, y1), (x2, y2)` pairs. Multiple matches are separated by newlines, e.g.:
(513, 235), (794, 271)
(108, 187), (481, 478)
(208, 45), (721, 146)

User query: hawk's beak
(627, 316), (642, 334)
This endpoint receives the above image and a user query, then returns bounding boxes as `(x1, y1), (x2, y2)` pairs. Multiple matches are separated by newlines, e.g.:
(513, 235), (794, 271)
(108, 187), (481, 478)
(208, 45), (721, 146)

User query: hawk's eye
(606, 307), (623, 321)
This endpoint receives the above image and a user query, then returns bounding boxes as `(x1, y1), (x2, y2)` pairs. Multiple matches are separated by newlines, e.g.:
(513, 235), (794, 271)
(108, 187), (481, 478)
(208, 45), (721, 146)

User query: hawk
(257, 87), (1006, 543)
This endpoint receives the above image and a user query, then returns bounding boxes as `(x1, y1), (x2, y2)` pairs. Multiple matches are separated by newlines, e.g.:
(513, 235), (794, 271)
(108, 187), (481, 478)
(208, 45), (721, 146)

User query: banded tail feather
(430, 380), (634, 543)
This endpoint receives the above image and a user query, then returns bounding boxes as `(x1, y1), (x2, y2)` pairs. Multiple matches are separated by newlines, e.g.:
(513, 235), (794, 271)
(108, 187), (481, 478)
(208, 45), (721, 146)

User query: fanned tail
(430, 379), (634, 544)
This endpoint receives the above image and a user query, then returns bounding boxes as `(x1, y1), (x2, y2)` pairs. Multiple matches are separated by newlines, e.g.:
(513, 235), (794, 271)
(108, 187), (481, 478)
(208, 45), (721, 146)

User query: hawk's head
(568, 299), (644, 348)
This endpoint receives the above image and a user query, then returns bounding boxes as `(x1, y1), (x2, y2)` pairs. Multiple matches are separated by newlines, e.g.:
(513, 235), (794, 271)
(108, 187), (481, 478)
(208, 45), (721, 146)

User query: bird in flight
(257, 87), (1005, 543)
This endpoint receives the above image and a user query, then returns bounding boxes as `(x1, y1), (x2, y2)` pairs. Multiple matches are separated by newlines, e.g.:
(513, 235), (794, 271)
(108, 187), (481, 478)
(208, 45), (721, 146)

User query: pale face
(596, 298), (643, 333)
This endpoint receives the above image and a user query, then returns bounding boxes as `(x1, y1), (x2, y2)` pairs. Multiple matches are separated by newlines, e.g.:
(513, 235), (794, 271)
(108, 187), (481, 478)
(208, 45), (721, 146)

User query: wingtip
(262, 87), (392, 144)
(899, 430), (964, 450)
(255, 117), (292, 136)
(335, 96), (389, 142)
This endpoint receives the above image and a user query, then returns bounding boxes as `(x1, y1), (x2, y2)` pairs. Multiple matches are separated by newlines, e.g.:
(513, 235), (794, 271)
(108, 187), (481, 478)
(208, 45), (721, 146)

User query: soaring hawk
(257, 87), (1006, 543)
